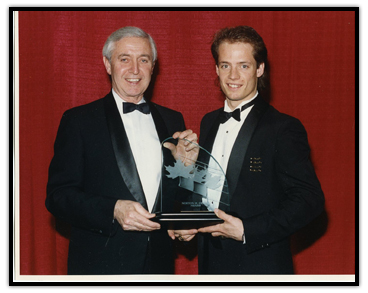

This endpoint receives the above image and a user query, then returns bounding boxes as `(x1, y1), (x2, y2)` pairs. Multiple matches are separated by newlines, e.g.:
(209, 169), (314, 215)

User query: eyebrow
(219, 61), (252, 65)
(117, 53), (152, 60)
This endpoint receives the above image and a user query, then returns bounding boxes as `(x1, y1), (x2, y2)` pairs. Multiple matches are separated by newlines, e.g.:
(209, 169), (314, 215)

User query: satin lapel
(103, 94), (148, 210)
(148, 103), (172, 213)
(226, 96), (269, 198)
(149, 103), (171, 144)
(200, 110), (229, 213)
(200, 110), (222, 164)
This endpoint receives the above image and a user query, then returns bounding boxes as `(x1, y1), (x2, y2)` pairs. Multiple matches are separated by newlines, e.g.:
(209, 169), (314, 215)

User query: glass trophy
(154, 137), (230, 229)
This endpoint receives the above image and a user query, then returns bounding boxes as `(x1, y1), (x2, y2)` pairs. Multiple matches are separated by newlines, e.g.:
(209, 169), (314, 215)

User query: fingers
(198, 224), (228, 240)
(189, 209), (244, 241)
(134, 201), (156, 218)
(172, 130), (198, 145)
(163, 142), (176, 152)
(184, 137), (199, 151)
(183, 132), (198, 143)
(167, 229), (176, 240)
(172, 129), (192, 139)
(214, 208), (231, 221)
(180, 234), (196, 241)
(197, 209), (226, 233)
(114, 200), (160, 232)
(122, 213), (159, 231)
(197, 209), (230, 237)
(165, 130), (197, 150)
(168, 130), (199, 165)
(180, 131), (198, 154)
(167, 229), (198, 241)
(211, 232), (226, 238)
(198, 223), (221, 234)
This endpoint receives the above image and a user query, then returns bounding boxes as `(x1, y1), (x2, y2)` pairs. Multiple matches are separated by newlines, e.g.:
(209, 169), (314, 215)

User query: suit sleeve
(242, 118), (325, 253)
(46, 110), (118, 236)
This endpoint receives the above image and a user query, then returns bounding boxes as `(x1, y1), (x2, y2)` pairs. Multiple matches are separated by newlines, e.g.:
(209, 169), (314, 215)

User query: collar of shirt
(112, 89), (147, 116)
(223, 91), (258, 121)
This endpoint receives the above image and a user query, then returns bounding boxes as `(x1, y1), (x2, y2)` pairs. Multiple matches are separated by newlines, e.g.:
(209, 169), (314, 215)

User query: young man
(170, 26), (325, 274)
(46, 26), (197, 274)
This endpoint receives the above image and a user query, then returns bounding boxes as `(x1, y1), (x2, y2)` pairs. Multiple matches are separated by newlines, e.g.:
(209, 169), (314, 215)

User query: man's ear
(151, 62), (156, 75)
(103, 56), (111, 75)
(257, 63), (265, 78)
(216, 65), (219, 76)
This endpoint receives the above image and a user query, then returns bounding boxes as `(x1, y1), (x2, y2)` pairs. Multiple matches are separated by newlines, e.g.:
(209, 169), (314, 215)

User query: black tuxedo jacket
(198, 96), (325, 274)
(46, 92), (185, 275)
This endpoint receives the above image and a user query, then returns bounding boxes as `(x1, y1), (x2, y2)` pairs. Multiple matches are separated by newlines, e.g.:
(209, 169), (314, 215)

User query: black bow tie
(219, 99), (256, 124)
(123, 102), (150, 114)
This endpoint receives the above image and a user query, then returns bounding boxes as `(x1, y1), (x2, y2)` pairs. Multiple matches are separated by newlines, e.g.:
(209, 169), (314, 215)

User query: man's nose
(129, 60), (139, 74)
(229, 67), (240, 79)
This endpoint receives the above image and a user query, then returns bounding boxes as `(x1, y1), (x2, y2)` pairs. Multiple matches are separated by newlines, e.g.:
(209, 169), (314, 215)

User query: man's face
(103, 37), (154, 103)
(216, 41), (264, 109)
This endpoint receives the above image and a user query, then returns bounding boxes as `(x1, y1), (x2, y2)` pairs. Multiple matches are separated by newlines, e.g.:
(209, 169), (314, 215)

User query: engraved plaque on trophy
(154, 137), (230, 229)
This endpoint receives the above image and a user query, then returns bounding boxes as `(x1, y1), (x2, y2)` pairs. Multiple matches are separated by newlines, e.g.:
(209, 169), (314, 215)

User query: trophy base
(153, 211), (224, 229)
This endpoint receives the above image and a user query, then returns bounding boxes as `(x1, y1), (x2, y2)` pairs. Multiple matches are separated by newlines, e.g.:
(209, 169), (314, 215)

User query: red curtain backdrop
(17, 10), (356, 275)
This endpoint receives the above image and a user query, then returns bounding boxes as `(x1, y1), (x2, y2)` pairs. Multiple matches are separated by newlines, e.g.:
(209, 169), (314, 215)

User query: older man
(46, 26), (197, 275)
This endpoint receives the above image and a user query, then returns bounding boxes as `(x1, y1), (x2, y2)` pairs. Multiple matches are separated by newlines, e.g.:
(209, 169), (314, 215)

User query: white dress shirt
(204, 92), (258, 211)
(112, 90), (161, 212)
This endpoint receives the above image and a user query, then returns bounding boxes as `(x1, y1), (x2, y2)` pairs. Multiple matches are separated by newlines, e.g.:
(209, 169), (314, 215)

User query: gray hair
(102, 26), (157, 63)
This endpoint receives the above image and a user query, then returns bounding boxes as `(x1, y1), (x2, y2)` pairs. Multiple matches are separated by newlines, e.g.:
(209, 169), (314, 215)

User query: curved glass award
(155, 137), (230, 229)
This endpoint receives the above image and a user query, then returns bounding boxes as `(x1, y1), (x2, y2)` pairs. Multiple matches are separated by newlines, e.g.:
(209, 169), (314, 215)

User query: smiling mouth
(126, 78), (141, 83)
(228, 83), (242, 88)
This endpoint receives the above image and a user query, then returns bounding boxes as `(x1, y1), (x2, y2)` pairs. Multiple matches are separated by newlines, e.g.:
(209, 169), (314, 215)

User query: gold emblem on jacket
(250, 157), (262, 172)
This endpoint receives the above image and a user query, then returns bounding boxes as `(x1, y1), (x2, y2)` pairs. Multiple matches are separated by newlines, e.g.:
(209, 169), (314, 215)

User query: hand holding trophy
(156, 131), (230, 231)
(162, 129), (199, 167)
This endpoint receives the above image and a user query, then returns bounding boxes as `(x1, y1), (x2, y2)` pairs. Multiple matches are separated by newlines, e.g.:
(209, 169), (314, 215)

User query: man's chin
(225, 96), (244, 102)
